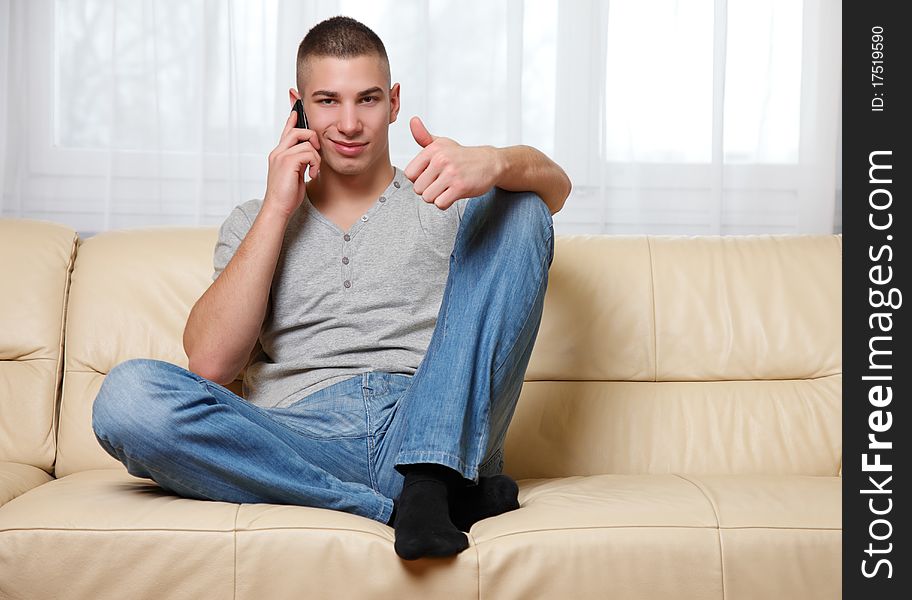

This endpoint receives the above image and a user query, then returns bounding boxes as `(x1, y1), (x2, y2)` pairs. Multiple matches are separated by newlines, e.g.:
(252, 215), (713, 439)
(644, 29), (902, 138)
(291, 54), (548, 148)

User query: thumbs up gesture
(404, 116), (501, 210)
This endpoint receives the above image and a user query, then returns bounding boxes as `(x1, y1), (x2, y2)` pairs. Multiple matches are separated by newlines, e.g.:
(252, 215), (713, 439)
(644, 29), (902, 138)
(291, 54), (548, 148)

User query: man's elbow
(549, 172), (572, 215)
(186, 352), (237, 386)
(188, 356), (221, 384)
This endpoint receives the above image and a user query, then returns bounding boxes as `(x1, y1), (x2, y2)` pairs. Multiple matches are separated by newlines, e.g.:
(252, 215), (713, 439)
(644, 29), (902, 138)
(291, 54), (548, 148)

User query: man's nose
(336, 105), (362, 135)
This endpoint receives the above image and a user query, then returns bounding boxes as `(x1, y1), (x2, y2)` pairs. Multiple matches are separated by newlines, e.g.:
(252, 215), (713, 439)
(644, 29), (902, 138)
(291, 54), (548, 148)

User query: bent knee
(103, 358), (171, 389)
(500, 190), (554, 264)
(463, 188), (553, 248)
(92, 358), (175, 438)
(492, 188), (553, 232)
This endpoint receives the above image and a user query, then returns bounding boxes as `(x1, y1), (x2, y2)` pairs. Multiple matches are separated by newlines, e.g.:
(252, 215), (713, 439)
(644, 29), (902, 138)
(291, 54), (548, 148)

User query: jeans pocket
(367, 374), (412, 437)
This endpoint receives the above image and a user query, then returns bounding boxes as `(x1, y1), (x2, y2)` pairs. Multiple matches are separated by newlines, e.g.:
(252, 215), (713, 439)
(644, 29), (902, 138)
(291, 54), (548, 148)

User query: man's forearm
(490, 145), (572, 215)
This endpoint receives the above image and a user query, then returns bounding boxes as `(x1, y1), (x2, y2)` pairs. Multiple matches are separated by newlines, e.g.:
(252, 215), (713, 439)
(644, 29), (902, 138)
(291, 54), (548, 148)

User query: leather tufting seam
(469, 523), (839, 543)
(0, 526), (394, 543)
(645, 235), (658, 382)
(469, 530), (481, 600)
(515, 373), (841, 383)
(674, 473), (725, 600)
(233, 504), (240, 600)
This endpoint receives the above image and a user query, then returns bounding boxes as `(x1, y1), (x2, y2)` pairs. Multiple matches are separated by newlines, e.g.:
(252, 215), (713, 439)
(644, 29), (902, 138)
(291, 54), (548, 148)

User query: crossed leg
(92, 360), (395, 523)
(370, 187), (554, 558)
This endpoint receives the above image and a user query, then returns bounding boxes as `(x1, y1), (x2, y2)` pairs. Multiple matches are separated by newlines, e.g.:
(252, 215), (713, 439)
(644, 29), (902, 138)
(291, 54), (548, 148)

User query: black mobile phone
(293, 99), (308, 130)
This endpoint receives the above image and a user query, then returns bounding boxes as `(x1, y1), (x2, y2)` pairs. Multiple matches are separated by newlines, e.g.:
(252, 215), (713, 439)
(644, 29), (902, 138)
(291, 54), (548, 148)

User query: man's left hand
(404, 116), (501, 210)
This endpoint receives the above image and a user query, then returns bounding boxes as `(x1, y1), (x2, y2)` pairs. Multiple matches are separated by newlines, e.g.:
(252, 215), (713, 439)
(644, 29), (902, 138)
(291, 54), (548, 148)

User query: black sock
(392, 463), (469, 560)
(449, 474), (521, 532)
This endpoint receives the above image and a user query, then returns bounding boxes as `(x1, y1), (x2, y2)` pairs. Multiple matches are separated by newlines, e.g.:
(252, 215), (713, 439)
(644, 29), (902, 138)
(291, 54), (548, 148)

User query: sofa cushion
(0, 462), (54, 508)
(512, 233), (841, 478)
(525, 234), (841, 382)
(0, 218), (77, 480)
(54, 228), (217, 477)
(0, 469), (473, 599)
(682, 474), (842, 599)
(504, 376), (841, 479)
(472, 474), (840, 600)
(0, 470), (839, 599)
(648, 235), (841, 381)
(0, 469), (239, 599)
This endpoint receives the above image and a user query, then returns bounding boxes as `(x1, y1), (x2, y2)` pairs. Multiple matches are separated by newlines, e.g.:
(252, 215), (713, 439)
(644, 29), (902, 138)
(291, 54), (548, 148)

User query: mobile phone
(293, 99), (309, 130)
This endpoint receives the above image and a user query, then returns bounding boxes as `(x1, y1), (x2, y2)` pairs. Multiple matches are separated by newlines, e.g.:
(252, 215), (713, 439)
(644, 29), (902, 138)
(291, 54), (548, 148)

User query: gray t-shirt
(212, 166), (469, 409)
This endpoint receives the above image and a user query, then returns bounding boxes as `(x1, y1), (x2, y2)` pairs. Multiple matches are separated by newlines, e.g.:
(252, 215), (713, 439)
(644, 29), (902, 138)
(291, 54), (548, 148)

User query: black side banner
(843, 1), (910, 597)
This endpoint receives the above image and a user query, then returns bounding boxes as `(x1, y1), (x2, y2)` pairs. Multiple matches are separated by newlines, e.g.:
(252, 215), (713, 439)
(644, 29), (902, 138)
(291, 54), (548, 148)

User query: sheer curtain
(0, 0), (841, 237)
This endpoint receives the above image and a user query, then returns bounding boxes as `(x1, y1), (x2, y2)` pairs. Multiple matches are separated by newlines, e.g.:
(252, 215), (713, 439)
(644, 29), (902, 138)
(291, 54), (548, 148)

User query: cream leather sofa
(0, 217), (842, 599)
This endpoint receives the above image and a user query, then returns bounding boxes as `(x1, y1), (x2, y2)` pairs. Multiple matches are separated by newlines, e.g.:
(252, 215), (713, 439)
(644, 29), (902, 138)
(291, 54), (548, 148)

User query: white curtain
(0, 0), (841, 237)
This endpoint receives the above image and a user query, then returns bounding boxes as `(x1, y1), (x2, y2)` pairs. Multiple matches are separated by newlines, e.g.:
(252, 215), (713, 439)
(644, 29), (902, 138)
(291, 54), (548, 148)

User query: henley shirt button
(343, 234), (350, 241)
(343, 280), (351, 288)
(361, 215), (368, 221)
(379, 196), (386, 202)
(393, 181), (401, 188)
(342, 256), (349, 264)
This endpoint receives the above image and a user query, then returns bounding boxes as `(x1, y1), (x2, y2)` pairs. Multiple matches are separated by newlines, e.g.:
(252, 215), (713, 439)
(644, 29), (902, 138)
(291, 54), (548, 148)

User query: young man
(92, 16), (570, 561)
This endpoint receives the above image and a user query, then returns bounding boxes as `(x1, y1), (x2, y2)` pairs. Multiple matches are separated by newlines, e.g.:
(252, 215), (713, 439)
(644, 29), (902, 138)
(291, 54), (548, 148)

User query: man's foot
(392, 463), (470, 560)
(449, 474), (521, 532)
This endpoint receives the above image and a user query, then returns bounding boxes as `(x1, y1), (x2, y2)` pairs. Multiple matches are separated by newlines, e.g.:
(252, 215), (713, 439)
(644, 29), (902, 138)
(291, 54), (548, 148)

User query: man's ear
(388, 83), (401, 124)
(288, 88), (301, 109)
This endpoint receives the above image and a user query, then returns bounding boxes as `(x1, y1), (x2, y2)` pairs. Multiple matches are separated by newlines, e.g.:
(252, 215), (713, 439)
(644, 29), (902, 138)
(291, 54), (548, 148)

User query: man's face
(299, 55), (400, 178)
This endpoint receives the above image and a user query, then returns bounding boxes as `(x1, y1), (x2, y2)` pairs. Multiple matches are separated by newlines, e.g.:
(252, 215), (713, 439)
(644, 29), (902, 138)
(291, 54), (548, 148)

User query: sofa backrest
(506, 234), (842, 478)
(0, 219), (77, 474)
(54, 229), (841, 479)
(54, 228), (219, 477)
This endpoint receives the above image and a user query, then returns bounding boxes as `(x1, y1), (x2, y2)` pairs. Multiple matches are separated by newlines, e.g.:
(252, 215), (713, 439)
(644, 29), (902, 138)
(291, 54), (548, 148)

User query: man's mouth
(331, 140), (367, 147)
(331, 140), (369, 156)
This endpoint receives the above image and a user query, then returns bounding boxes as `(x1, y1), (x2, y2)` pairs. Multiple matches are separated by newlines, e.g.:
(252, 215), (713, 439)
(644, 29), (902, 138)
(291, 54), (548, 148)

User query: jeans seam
(443, 253), (456, 339)
(375, 496), (393, 524)
(397, 450), (475, 481)
(548, 223), (555, 264)
(361, 382), (379, 492)
(490, 243), (549, 381)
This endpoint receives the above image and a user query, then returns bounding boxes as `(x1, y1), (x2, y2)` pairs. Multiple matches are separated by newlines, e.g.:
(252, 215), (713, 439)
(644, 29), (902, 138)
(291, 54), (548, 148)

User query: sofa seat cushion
(0, 469), (238, 599)
(0, 461), (54, 508)
(0, 469), (474, 599)
(0, 470), (840, 599)
(475, 473), (841, 600)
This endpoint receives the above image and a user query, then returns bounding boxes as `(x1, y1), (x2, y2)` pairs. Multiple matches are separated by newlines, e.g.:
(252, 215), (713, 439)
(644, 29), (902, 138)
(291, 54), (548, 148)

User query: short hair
(296, 16), (391, 93)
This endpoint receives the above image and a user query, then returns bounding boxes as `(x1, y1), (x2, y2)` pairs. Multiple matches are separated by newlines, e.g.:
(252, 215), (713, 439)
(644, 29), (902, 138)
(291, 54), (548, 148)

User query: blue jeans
(92, 187), (554, 525)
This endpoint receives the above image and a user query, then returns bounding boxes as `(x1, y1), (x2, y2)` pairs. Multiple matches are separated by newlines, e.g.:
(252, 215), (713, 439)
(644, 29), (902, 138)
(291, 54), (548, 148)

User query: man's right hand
(263, 110), (321, 219)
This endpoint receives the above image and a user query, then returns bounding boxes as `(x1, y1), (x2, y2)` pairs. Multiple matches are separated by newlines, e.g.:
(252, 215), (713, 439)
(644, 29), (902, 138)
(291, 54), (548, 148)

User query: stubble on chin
(332, 163), (363, 176)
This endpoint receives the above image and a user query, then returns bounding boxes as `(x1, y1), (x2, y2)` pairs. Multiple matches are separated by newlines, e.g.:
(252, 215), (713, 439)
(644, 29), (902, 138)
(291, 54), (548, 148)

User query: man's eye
(318, 99), (335, 105)
(361, 96), (379, 103)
